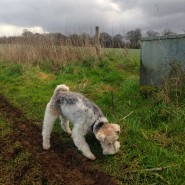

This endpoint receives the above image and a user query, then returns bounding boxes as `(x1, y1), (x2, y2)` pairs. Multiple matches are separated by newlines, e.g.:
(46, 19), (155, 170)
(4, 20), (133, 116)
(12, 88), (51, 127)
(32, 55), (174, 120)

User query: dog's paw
(86, 153), (96, 160)
(43, 143), (50, 150)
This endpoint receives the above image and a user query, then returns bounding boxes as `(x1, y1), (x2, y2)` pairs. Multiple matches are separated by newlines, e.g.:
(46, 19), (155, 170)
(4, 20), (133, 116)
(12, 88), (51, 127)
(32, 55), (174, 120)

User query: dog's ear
(112, 124), (121, 135)
(96, 132), (106, 142)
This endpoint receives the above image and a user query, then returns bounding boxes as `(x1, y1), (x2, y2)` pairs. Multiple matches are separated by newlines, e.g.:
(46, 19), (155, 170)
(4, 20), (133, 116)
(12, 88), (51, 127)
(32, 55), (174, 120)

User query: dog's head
(95, 123), (121, 155)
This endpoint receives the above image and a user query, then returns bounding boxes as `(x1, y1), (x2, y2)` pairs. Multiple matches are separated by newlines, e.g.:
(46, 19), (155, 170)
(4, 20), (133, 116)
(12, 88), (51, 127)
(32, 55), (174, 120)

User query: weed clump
(140, 61), (185, 105)
(39, 59), (63, 74)
(162, 60), (185, 105)
(98, 57), (110, 69)
(139, 85), (157, 98)
(7, 64), (23, 76)
(81, 56), (97, 67)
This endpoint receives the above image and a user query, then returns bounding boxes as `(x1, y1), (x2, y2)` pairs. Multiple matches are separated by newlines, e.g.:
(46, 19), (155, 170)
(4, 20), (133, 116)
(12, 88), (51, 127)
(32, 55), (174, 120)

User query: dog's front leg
(72, 126), (96, 160)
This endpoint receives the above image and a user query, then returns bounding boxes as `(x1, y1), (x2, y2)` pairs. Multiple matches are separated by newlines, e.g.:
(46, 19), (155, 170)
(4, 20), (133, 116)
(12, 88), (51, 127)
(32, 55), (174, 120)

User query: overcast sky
(0, 0), (185, 36)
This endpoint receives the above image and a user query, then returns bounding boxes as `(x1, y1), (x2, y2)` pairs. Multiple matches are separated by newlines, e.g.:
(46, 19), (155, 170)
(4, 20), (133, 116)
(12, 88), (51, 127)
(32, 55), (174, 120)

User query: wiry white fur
(42, 84), (120, 160)
(54, 84), (69, 92)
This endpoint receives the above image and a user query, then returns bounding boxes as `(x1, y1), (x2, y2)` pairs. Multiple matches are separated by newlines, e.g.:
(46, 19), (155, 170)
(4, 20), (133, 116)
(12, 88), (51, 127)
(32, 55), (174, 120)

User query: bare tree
(146, 30), (159, 37)
(99, 32), (112, 48)
(125, 28), (142, 48)
(22, 29), (33, 37)
(162, 28), (176, 36)
(113, 34), (124, 48)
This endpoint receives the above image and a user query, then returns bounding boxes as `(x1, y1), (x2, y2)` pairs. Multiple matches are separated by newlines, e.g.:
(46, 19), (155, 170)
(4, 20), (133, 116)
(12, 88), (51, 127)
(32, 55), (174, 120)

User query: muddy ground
(0, 94), (117, 185)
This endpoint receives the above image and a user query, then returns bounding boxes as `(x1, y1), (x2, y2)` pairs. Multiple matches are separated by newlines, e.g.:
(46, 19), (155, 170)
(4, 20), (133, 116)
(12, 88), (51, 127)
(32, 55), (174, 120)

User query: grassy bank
(0, 49), (185, 184)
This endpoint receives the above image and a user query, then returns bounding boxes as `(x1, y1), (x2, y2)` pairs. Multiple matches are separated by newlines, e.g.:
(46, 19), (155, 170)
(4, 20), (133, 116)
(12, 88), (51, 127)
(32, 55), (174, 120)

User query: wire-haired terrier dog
(42, 84), (121, 160)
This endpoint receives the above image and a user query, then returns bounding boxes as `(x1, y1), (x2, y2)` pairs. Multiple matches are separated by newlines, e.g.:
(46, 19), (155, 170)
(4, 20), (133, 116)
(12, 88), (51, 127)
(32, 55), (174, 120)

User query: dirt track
(0, 94), (117, 185)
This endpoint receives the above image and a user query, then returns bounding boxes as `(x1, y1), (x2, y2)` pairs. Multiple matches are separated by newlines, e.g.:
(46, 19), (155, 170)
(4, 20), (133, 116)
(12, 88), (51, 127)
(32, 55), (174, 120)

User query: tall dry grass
(0, 36), (100, 66)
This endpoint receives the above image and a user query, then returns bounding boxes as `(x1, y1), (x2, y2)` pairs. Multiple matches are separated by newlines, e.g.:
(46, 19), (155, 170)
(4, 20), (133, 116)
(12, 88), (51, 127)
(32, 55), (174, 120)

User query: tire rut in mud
(0, 94), (117, 185)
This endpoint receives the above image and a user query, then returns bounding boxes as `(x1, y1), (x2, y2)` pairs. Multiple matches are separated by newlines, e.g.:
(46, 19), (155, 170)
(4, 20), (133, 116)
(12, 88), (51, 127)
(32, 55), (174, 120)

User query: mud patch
(0, 94), (117, 185)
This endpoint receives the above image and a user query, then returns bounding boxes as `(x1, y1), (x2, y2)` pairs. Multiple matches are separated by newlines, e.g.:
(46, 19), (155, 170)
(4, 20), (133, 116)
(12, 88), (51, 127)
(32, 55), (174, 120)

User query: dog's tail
(53, 84), (70, 95)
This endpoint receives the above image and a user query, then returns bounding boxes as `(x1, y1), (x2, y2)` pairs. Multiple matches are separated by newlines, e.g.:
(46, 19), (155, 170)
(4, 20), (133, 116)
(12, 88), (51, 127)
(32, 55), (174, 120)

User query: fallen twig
(123, 167), (163, 174)
(118, 111), (133, 123)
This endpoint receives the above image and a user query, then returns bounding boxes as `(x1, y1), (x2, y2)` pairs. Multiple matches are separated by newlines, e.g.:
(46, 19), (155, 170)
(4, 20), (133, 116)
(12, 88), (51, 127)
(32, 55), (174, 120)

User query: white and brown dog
(42, 84), (120, 160)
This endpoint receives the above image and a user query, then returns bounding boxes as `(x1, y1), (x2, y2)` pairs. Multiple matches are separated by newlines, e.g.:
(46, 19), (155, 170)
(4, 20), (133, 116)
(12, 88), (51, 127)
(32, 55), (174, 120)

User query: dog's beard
(100, 141), (120, 155)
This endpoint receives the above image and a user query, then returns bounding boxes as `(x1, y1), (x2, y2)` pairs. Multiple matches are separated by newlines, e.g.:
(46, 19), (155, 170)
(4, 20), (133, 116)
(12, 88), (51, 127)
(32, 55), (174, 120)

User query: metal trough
(140, 34), (185, 87)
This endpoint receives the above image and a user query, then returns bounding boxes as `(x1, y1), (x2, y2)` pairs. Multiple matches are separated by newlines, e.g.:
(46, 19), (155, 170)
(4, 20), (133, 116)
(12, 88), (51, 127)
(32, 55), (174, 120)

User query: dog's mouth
(102, 141), (120, 155)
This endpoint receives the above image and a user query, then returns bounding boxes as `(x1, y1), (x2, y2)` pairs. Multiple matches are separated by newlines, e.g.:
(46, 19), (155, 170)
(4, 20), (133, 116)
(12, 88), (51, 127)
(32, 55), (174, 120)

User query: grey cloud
(0, 0), (184, 35)
(112, 0), (185, 32)
(0, 0), (113, 33)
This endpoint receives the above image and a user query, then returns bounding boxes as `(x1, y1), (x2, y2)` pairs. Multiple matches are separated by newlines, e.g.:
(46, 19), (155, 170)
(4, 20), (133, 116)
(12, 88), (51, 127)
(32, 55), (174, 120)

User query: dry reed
(0, 36), (100, 66)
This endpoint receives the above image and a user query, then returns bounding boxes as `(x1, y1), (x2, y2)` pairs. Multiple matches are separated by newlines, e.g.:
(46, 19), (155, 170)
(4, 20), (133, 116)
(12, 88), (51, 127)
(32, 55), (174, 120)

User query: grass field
(0, 48), (185, 184)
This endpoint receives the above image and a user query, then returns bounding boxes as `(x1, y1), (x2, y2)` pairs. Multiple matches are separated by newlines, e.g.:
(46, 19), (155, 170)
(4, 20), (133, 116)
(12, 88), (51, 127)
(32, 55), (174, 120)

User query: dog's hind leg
(42, 102), (58, 150)
(72, 125), (96, 160)
(59, 115), (72, 135)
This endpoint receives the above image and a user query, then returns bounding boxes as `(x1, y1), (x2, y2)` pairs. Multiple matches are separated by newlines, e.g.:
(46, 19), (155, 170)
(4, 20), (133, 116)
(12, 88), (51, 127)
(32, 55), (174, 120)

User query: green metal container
(140, 34), (185, 87)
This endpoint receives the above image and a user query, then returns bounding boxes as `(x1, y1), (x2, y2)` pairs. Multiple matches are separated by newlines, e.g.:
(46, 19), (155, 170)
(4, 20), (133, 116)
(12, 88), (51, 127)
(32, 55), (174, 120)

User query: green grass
(0, 114), (43, 184)
(0, 49), (185, 184)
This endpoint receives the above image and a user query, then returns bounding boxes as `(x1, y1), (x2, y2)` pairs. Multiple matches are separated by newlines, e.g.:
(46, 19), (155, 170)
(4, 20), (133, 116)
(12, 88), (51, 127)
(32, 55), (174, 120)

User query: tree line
(0, 28), (178, 49)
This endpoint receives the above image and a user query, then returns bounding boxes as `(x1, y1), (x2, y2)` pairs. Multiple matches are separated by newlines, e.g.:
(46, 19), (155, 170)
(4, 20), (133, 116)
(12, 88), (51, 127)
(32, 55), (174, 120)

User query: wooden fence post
(95, 26), (101, 56)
